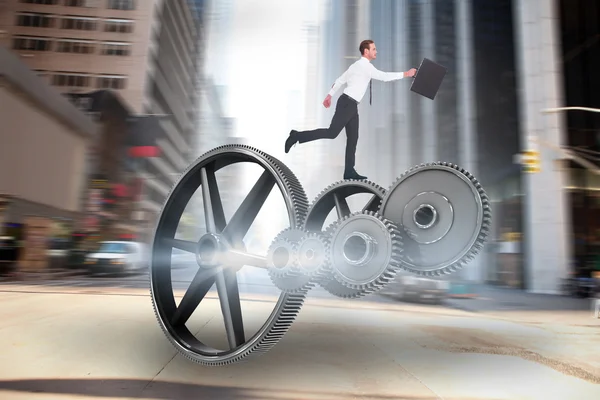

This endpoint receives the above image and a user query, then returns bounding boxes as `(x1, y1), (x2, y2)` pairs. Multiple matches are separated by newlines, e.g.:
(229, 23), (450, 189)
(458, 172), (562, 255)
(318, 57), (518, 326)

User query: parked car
(381, 272), (449, 304)
(84, 241), (148, 275)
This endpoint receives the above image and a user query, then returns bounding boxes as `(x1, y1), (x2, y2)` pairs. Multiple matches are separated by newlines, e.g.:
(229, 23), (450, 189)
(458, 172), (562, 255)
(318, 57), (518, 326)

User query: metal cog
(266, 227), (305, 279)
(304, 179), (387, 232)
(326, 210), (403, 295)
(318, 219), (370, 298)
(295, 231), (332, 282)
(378, 161), (492, 277)
(149, 144), (309, 366)
(266, 228), (317, 294)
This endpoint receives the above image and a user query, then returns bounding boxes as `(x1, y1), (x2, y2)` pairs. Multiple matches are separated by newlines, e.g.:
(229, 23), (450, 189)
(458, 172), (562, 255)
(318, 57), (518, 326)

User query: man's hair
(359, 40), (374, 55)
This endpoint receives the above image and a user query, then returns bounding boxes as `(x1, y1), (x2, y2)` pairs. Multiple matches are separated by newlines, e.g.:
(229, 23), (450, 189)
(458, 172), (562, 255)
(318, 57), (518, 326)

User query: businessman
(284, 39), (417, 180)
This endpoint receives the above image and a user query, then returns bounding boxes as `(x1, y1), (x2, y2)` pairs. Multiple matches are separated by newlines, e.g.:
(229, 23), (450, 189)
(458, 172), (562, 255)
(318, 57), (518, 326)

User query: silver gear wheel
(266, 227), (305, 279)
(267, 228), (316, 293)
(326, 210), (403, 295)
(378, 162), (491, 277)
(149, 144), (309, 366)
(295, 231), (332, 282)
(304, 179), (387, 232)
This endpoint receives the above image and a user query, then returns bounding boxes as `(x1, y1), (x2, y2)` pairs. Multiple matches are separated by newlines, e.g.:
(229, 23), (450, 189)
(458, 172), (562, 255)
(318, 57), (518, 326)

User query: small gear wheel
(267, 227), (316, 293)
(266, 228), (305, 279)
(295, 231), (332, 282)
(326, 210), (403, 295)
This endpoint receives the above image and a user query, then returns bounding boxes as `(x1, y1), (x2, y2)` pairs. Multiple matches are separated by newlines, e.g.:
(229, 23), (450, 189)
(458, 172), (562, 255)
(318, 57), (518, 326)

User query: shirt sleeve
(370, 64), (404, 82)
(327, 69), (349, 96)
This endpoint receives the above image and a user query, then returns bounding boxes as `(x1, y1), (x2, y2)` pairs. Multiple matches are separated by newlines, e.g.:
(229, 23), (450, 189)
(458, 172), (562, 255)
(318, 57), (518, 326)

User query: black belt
(342, 93), (358, 104)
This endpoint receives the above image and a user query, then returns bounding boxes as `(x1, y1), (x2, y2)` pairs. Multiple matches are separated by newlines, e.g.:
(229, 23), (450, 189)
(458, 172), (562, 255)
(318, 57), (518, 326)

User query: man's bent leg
(285, 95), (356, 153)
(342, 112), (367, 180)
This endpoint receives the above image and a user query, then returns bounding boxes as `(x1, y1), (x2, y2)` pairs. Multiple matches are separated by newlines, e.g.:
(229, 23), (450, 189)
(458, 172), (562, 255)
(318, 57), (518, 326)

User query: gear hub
(326, 210), (403, 294)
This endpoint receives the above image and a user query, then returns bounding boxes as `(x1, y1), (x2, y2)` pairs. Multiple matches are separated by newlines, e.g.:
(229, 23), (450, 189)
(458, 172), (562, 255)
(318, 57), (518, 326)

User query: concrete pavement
(1, 284), (599, 400)
(445, 284), (597, 327)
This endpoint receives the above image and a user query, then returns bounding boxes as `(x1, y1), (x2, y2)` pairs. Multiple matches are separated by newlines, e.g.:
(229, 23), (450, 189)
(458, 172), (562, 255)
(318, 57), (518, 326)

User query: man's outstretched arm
(370, 65), (417, 82)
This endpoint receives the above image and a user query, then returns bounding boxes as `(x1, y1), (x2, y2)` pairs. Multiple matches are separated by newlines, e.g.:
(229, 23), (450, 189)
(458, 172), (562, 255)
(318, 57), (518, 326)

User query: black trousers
(297, 93), (359, 171)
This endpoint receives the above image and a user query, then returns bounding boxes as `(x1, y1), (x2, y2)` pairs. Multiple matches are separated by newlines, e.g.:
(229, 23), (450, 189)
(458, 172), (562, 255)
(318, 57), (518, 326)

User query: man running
(284, 39), (417, 180)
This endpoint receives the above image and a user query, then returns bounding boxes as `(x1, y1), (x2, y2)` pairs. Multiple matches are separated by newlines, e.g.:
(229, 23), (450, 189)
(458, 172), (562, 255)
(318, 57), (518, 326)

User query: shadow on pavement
(0, 378), (449, 400)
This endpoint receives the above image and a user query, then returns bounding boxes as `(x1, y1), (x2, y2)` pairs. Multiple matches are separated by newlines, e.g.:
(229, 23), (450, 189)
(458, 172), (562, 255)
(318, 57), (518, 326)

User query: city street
(1, 278), (599, 400)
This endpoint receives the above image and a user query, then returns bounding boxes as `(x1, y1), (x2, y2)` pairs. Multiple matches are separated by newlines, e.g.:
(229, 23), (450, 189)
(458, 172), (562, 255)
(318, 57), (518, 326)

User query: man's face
(366, 43), (377, 60)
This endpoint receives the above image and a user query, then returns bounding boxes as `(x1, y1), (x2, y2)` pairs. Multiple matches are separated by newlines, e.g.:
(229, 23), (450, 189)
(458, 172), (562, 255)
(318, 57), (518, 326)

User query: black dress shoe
(285, 130), (298, 153)
(343, 168), (368, 180)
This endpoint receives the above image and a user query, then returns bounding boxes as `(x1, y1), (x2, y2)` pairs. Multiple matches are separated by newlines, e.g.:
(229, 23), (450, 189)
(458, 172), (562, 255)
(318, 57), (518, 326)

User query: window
(61, 16), (98, 31)
(97, 242), (130, 253)
(65, 0), (98, 6)
(20, 0), (57, 4)
(15, 12), (54, 28)
(103, 18), (134, 33)
(52, 72), (92, 87)
(56, 38), (96, 54)
(107, 0), (134, 10)
(12, 35), (52, 51)
(100, 41), (131, 56)
(96, 75), (127, 89)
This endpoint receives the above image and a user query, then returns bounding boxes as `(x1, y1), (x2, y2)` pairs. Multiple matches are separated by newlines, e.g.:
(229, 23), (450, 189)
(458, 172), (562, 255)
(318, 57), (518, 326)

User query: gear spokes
(150, 145), (309, 366)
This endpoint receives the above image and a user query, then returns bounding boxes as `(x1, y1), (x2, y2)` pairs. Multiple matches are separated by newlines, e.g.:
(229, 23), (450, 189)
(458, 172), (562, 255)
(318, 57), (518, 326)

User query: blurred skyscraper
(203, 0), (235, 92)
(318, 0), (579, 294)
(0, 0), (205, 238)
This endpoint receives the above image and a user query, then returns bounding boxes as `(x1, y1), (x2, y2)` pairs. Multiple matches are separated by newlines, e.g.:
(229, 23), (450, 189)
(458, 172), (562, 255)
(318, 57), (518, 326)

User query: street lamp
(541, 107), (600, 114)
(535, 106), (600, 176)
(513, 106), (600, 175)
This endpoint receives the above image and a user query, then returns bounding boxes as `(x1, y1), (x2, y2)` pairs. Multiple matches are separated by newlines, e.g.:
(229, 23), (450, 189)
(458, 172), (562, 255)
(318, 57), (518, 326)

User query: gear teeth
(325, 210), (403, 297)
(149, 144), (310, 366)
(379, 161), (492, 277)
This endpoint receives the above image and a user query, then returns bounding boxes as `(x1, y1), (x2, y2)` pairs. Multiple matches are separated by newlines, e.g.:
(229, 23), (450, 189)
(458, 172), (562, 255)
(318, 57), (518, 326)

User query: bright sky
(206, 0), (323, 146)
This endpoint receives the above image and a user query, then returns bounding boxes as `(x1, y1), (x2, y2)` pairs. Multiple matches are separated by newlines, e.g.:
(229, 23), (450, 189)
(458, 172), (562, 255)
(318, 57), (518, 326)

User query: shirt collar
(361, 56), (370, 63)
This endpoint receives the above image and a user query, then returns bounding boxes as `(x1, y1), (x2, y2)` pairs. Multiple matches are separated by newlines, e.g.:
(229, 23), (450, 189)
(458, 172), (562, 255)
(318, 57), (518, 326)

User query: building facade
(0, 0), (205, 240)
(0, 46), (97, 237)
(321, 0), (587, 293)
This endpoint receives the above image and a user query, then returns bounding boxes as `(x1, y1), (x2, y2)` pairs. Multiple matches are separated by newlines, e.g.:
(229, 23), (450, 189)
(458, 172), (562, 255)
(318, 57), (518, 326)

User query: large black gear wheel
(326, 210), (403, 295)
(149, 144), (309, 366)
(304, 179), (387, 232)
(378, 162), (491, 277)
(266, 228), (316, 293)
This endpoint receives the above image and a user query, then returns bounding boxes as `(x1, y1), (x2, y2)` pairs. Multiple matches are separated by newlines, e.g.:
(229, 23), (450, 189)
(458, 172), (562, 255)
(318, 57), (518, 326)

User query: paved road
(0, 265), (414, 306)
(1, 285), (599, 400)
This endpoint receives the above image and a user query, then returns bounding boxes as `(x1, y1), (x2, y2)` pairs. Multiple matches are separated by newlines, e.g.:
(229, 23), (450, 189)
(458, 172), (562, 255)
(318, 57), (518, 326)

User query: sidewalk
(445, 284), (598, 326)
(0, 268), (85, 283)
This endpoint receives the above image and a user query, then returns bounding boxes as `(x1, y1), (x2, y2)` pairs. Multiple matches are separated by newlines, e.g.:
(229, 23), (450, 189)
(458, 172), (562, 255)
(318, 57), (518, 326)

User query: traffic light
(520, 150), (541, 173)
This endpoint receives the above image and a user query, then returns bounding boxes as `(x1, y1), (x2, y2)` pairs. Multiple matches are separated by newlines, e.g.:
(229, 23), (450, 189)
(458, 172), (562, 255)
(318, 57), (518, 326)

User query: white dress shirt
(328, 57), (405, 103)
